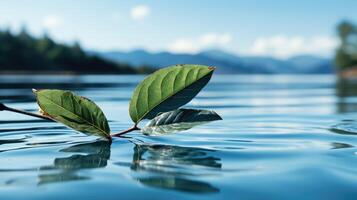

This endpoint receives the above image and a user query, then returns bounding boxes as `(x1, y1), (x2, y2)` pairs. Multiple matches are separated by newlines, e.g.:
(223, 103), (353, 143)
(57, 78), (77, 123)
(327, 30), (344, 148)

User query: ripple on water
(1, 75), (357, 200)
(331, 121), (357, 135)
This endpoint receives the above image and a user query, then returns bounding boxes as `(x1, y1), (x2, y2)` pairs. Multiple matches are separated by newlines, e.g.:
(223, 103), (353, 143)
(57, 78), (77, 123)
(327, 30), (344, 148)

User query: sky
(0, 0), (356, 58)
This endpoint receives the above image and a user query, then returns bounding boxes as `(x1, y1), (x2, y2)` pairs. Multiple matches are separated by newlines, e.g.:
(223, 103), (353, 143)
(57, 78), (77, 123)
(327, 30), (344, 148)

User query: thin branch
(0, 103), (54, 121)
(111, 125), (140, 137)
(0, 103), (6, 111)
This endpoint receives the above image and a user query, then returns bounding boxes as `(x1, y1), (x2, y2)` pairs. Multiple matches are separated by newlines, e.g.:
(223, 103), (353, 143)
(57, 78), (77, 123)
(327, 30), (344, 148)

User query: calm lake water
(1, 74), (357, 200)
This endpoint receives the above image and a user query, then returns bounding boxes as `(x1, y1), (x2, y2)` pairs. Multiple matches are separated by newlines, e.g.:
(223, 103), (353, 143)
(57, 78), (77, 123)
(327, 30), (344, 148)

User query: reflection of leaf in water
(137, 176), (219, 193)
(0, 138), (26, 145)
(38, 173), (89, 185)
(331, 122), (357, 135)
(119, 143), (222, 193)
(336, 79), (357, 113)
(142, 109), (222, 135)
(331, 142), (353, 149)
(38, 140), (111, 185)
(131, 144), (222, 172)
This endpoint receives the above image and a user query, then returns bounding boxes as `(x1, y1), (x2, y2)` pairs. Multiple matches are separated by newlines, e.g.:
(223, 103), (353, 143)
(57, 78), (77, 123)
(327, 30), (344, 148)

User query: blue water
(1, 75), (357, 200)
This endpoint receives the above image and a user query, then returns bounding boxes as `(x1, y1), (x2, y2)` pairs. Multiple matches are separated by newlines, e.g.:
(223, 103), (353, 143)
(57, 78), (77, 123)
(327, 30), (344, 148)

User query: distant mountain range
(94, 49), (335, 74)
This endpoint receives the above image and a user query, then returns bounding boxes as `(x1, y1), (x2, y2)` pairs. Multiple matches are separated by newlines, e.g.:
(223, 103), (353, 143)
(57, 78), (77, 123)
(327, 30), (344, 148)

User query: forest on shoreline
(0, 28), (151, 74)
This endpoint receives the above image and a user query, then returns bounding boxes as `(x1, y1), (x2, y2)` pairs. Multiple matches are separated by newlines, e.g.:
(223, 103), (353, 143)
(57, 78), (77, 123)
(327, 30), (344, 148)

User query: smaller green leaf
(33, 89), (111, 139)
(142, 108), (222, 135)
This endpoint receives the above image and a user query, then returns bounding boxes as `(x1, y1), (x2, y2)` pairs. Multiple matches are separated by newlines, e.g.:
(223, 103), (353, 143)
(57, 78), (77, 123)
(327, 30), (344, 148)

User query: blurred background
(3, 2), (357, 199)
(0, 0), (357, 75)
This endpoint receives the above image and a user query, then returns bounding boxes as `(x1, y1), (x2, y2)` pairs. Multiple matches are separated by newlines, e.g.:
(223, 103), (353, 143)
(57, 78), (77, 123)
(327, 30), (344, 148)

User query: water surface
(1, 75), (357, 200)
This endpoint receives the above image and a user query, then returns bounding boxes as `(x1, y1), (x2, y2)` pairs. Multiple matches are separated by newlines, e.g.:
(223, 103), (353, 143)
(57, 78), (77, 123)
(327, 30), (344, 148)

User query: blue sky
(0, 0), (356, 58)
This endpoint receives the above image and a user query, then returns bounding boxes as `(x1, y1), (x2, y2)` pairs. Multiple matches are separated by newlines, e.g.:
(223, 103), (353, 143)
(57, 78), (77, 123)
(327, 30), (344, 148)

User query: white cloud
(249, 35), (338, 58)
(130, 5), (150, 21)
(168, 33), (233, 53)
(169, 38), (199, 53)
(42, 15), (63, 29)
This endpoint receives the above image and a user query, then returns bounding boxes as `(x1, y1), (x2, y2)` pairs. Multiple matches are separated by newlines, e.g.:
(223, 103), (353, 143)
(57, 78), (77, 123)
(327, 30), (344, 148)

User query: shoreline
(0, 70), (141, 75)
(339, 68), (357, 79)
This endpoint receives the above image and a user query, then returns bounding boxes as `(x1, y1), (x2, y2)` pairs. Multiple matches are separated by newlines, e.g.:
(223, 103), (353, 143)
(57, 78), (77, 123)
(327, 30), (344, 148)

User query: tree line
(335, 21), (357, 70)
(0, 28), (146, 74)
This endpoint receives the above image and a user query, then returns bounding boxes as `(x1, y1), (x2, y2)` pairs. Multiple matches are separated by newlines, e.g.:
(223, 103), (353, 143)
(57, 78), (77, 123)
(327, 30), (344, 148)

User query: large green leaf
(129, 65), (215, 124)
(142, 108), (222, 135)
(33, 89), (111, 139)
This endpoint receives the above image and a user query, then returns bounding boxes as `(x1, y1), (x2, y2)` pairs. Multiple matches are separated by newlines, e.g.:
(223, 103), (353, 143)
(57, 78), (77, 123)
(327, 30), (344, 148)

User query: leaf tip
(208, 66), (216, 70)
(211, 110), (223, 120)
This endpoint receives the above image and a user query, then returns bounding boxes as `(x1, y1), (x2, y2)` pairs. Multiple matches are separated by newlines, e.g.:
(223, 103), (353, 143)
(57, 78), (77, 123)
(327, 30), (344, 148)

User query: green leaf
(142, 108), (222, 135)
(33, 89), (111, 139)
(129, 64), (215, 124)
(146, 108), (222, 126)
